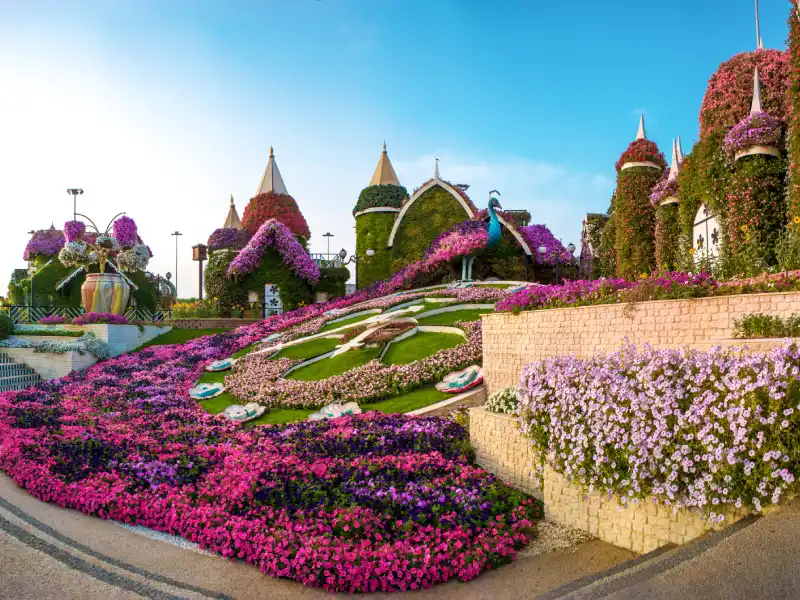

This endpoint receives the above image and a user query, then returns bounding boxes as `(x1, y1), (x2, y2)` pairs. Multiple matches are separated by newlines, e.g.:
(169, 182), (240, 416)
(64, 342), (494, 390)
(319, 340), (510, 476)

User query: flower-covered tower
(721, 66), (787, 267)
(242, 147), (311, 241)
(353, 142), (408, 288)
(613, 115), (666, 278)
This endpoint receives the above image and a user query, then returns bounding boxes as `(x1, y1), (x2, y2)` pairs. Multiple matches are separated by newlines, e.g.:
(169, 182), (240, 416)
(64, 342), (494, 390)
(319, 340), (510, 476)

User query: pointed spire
(434, 158), (440, 180)
(223, 195), (243, 230)
(676, 135), (684, 163)
(751, 67), (763, 114)
(667, 139), (680, 181)
(368, 141), (401, 186)
(256, 146), (289, 196)
(755, 0), (764, 49)
(636, 114), (647, 140)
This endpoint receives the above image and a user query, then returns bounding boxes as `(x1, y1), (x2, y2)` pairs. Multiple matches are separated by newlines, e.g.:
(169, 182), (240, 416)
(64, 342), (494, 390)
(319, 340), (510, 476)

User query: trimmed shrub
(0, 312), (11, 340)
(353, 184), (408, 214)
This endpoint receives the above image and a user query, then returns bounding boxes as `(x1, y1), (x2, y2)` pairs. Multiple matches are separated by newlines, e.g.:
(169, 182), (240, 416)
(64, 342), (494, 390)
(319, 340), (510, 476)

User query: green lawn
(381, 332), (464, 365)
(198, 385), (449, 425)
(416, 308), (493, 326)
(273, 336), (341, 360)
(319, 313), (373, 332)
(138, 328), (228, 349)
(362, 386), (449, 413)
(286, 347), (381, 381)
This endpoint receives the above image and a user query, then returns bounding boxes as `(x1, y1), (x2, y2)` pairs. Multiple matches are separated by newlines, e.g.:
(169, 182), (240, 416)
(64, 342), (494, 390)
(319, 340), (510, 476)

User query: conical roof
(256, 147), (289, 196)
(751, 66), (763, 114)
(667, 139), (680, 181)
(223, 195), (243, 230)
(636, 114), (647, 140)
(369, 142), (401, 186)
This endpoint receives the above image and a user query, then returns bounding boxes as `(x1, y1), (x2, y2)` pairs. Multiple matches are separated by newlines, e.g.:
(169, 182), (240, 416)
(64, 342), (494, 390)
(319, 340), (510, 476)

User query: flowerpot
(734, 145), (781, 161)
(620, 161), (662, 171)
(81, 273), (131, 315)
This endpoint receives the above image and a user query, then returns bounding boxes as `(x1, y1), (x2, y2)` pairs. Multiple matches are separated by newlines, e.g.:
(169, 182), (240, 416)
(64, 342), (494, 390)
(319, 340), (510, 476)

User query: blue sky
(0, 0), (789, 297)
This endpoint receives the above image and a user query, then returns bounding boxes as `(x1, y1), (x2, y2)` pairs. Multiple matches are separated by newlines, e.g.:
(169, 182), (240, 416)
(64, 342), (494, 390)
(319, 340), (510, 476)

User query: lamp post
(66, 189), (84, 222)
(171, 231), (182, 298)
(323, 232), (334, 261)
(566, 243), (576, 281)
(192, 244), (208, 300)
(338, 248), (372, 291)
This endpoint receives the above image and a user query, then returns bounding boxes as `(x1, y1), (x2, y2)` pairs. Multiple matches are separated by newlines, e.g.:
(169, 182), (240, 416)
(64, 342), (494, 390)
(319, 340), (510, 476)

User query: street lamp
(192, 244), (208, 300)
(171, 231), (182, 298)
(66, 189), (84, 222)
(323, 232), (334, 259)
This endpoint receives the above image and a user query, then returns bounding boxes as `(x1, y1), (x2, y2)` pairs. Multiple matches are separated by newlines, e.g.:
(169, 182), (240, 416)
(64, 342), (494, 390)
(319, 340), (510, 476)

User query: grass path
(286, 347), (381, 380)
(318, 313), (373, 332)
(273, 336), (341, 360)
(138, 328), (228, 349)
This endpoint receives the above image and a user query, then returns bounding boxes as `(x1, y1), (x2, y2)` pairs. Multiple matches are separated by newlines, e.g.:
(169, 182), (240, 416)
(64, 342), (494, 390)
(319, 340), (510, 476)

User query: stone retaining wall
(482, 291), (800, 393)
(4, 348), (97, 380)
(470, 408), (749, 554)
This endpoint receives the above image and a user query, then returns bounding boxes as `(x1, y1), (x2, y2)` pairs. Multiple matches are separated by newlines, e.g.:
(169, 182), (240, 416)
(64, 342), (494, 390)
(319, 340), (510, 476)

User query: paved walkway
(0, 474), (634, 600)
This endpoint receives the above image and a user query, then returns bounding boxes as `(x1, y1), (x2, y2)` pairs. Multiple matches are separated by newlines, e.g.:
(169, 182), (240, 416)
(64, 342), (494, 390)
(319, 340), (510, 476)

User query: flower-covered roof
(242, 191), (311, 239)
(699, 50), (788, 138)
(227, 219), (319, 283)
(615, 139), (667, 172)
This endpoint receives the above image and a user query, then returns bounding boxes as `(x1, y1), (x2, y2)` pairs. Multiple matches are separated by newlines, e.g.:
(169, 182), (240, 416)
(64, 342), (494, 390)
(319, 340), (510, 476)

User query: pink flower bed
(73, 312), (129, 326)
(0, 283), (537, 592)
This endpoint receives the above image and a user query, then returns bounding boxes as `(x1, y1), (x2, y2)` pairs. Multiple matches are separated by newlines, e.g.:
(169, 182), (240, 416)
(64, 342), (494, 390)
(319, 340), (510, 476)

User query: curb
(537, 513), (761, 599)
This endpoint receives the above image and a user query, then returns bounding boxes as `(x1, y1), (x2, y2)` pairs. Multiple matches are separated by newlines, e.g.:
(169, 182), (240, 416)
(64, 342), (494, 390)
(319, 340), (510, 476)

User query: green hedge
(355, 211), (395, 288)
(655, 203), (681, 272)
(204, 250), (248, 317)
(614, 167), (662, 278)
(315, 267), (349, 299)
(390, 185), (472, 272)
(353, 184), (408, 214)
(0, 312), (11, 340)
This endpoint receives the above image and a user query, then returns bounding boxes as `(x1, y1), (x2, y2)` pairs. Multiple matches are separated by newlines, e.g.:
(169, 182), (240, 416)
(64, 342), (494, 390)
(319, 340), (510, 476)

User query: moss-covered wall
(204, 250), (249, 316)
(355, 211), (395, 288)
(390, 185), (472, 272)
(315, 267), (349, 299)
(239, 248), (314, 311)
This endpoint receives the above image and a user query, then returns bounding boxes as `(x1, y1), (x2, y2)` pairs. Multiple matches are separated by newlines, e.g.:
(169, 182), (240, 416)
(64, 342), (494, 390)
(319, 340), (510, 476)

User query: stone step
(0, 380), (39, 392)
(0, 361), (36, 372)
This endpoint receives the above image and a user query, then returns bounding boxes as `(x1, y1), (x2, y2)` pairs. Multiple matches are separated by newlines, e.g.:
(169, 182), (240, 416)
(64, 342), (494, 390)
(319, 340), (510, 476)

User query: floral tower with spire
(653, 139), (683, 271)
(353, 142), (408, 288)
(613, 114), (666, 278)
(242, 147), (311, 241)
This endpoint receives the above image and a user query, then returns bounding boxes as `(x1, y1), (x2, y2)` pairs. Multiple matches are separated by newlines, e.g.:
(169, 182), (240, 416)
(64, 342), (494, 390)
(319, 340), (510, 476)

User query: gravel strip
(115, 523), (218, 557)
(518, 520), (595, 558)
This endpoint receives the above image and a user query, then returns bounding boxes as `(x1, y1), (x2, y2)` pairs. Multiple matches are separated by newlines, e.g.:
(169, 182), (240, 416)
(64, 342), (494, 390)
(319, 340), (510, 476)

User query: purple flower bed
(227, 219), (320, 283)
(518, 342), (800, 519)
(73, 312), (129, 326)
(38, 315), (67, 325)
(0, 285), (538, 593)
(723, 111), (785, 158)
(207, 227), (251, 251)
(496, 272), (718, 313)
(23, 228), (65, 260)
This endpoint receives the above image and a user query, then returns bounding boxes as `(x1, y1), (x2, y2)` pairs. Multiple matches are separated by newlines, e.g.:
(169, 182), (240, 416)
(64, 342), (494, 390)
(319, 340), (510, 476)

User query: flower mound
(649, 172), (680, 207)
(700, 50), (788, 138)
(518, 342), (800, 519)
(227, 219), (320, 283)
(519, 224), (571, 265)
(0, 300), (537, 592)
(723, 111), (785, 158)
(207, 227), (251, 251)
(615, 139), (667, 172)
(242, 191), (311, 239)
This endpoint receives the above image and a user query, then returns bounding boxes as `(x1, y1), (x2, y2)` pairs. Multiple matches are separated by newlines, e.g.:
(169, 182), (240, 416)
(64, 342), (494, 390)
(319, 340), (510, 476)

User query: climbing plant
(204, 250), (248, 317)
(788, 5), (800, 220)
(614, 165), (663, 279)
(655, 203), (681, 272)
(355, 211), (395, 288)
(390, 185), (472, 272)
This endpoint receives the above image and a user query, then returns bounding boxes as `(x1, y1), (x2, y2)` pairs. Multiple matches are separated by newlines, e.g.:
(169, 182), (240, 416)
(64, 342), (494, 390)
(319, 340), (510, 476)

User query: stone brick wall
(5, 348), (97, 380)
(470, 408), (749, 554)
(165, 318), (262, 330)
(483, 292), (800, 393)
